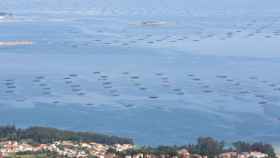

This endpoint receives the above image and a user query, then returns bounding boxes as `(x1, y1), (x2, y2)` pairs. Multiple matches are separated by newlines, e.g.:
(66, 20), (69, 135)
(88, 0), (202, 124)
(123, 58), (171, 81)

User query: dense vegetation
(0, 125), (133, 145)
(112, 137), (276, 158)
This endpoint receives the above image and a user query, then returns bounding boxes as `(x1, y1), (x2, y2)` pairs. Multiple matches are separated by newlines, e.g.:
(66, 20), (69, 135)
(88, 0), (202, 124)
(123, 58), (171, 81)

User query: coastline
(0, 40), (33, 47)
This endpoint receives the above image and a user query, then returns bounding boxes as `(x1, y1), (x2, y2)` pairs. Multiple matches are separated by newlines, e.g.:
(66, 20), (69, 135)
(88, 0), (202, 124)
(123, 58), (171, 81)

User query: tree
(233, 141), (276, 158)
(195, 137), (224, 158)
(251, 143), (276, 158)
(0, 125), (133, 145)
(232, 141), (251, 153)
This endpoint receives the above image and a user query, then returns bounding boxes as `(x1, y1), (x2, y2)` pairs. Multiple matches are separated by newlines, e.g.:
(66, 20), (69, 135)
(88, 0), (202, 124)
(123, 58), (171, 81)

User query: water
(0, 0), (280, 146)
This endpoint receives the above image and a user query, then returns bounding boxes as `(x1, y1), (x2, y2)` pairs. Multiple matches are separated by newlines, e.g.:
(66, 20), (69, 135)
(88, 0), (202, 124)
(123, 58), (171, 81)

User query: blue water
(1, 5), (280, 145)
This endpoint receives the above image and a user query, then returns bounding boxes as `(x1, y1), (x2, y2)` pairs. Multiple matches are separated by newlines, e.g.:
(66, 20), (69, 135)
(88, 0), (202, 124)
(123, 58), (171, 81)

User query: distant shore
(0, 125), (278, 158)
(0, 40), (33, 47)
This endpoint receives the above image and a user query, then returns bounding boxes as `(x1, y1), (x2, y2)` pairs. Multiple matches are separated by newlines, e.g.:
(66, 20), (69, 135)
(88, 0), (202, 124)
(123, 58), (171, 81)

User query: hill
(0, 125), (133, 145)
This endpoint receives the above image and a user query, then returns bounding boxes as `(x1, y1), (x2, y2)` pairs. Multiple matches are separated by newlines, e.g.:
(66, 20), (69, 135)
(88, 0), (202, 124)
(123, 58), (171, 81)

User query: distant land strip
(0, 40), (33, 46)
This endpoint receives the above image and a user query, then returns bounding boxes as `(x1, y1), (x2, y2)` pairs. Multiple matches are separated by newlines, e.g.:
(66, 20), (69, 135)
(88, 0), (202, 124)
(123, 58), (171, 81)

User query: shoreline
(0, 40), (33, 47)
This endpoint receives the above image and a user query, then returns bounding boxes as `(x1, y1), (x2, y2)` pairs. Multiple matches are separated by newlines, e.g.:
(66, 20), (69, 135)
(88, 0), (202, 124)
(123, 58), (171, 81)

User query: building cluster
(0, 141), (277, 158)
(0, 140), (133, 158)
(105, 149), (274, 158)
(177, 150), (271, 158)
(218, 151), (270, 158)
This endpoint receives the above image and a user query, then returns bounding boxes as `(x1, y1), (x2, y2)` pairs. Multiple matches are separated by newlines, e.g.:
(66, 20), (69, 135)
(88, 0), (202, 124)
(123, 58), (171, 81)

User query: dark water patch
(173, 88), (182, 92)
(72, 88), (82, 92)
(35, 76), (45, 80)
(69, 74), (78, 77)
(161, 77), (169, 80)
(249, 76), (258, 80)
(112, 94), (120, 97)
(233, 82), (241, 86)
(239, 91), (250, 94)
(201, 85), (210, 88)
(122, 72), (130, 75)
(39, 83), (47, 87)
(255, 94), (265, 98)
(103, 86), (113, 89)
(265, 35), (271, 38)
(216, 75), (228, 79)
(33, 79), (41, 83)
(93, 71), (101, 74)
(65, 81), (72, 84)
(52, 101), (60, 104)
(77, 92), (85, 96)
(139, 87), (147, 91)
(109, 89), (118, 93)
(149, 96), (159, 99)
(43, 92), (51, 95)
(131, 76), (140, 80)
(7, 86), (16, 89)
(64, 77), (71, 80)
(268, 83), (277, 87)
(176, 92), (185, 95)
(261, 80), (268, 83)
(102, 82), (112, 85)
(100, 75), (108, 79)
(16, 98), (26, 102)
(273, 88), (280, 91)
(155, 73), (164, 76)
(4, 82), (15, 86)
(70, 84), (81, 88)
(123, 104), (135, 108)
(5, 90), (14, 94)
(226, 79), (234, 82)
(258, 101), (268, 105)
(133, 83), (141, 86)
(203, 90), (213, 93)
(192, 78), (201, 81)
